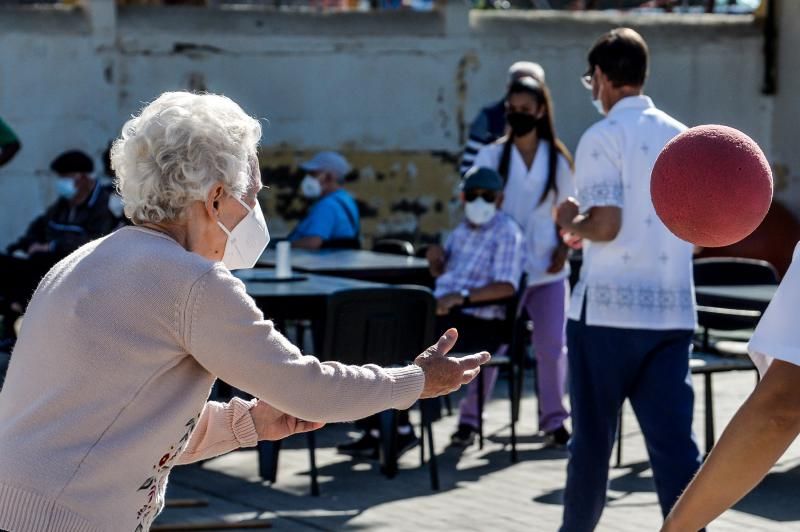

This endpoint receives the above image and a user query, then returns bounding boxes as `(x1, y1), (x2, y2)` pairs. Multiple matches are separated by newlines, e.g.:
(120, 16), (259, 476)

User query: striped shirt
(459, 99), (507, 175)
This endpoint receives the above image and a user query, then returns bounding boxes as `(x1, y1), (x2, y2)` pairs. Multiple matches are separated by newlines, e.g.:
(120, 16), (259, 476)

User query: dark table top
(237, 269), (385, 297)
(236, 269), (388, 321)
(695, 284), (777, 312)
(257, 249), (431, 285)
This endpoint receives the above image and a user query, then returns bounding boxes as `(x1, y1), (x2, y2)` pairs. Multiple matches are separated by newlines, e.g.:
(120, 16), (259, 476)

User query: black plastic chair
(447, 283), (526, 462)
(693, 258), (779, 353)
(693, 257), (779, 286)
(259, 286), (440, 494)
(372, 238), (415, 257)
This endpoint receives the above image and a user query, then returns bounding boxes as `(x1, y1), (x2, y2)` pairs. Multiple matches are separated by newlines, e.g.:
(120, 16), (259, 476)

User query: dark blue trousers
(560, 315), (702, 532)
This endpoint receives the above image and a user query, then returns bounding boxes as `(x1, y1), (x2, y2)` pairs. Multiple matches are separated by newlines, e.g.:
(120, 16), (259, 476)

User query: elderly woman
(0, 92), (489, 532)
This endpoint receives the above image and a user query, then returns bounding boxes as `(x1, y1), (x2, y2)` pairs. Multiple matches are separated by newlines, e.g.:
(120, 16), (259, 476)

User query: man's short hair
(587, 27), (649, 88)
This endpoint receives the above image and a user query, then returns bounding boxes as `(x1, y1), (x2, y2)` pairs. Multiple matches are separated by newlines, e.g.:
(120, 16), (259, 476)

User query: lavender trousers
(458, 279), (570, 433)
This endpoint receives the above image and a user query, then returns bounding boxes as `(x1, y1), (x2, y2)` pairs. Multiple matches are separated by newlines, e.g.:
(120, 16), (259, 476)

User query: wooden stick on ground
(151, 518), (272, 531)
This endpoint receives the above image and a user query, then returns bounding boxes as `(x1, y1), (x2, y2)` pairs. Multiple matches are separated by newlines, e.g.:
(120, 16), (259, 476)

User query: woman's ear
(205, 182), (225, 218)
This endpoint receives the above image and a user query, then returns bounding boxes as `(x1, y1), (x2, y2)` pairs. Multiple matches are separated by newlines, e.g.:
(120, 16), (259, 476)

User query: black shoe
(396, 430), (420, 458)
(450, 424), (476, 447)
(337, 433), (379, 459)
(544, 426), (570, 449)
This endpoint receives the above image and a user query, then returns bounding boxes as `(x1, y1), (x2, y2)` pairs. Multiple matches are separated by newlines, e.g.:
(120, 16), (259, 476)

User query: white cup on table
(275, 241), (292, 279)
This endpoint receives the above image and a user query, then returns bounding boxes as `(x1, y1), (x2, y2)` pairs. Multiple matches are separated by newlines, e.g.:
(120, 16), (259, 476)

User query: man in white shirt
(555, 28), (702, 531)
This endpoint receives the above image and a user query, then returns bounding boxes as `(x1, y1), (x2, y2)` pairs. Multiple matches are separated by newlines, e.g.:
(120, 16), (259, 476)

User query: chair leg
(704, 373), (715, 457)
(378, 409), (399, 478)
(508, 358), (518, 463)
(422, 399), (440, 490)
(307, 431), (320, 496)
(419, 404), (426, 466)
(615, 407), (623, 468)
(443, 395), (453, 416)
(258, 440), (281, 483)
(477, 370), (485, 450)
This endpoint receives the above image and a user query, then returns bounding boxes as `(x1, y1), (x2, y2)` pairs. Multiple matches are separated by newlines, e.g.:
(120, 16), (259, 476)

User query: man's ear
(496, 191), (505, 208)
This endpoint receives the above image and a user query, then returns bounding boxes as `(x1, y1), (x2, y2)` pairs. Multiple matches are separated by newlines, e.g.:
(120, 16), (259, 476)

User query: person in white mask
(0, 92), (491, 532)
(467, 74), (575, 449)
(425, 166), (524, 445)
(288, 151), (360, 250)
(0, 149), (117, 350)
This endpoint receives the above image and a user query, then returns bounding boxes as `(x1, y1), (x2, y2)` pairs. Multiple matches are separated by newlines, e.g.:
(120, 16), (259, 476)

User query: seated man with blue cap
(289, 151), (360, 250)
(428, 166), (525, 446)
(336, 167), (524, 457)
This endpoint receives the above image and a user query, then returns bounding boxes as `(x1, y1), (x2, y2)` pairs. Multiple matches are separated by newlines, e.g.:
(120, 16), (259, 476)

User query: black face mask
(506, 112), (539, 137)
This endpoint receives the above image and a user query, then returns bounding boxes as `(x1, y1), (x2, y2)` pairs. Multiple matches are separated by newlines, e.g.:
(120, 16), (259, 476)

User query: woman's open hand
(415, 328), (490, 399)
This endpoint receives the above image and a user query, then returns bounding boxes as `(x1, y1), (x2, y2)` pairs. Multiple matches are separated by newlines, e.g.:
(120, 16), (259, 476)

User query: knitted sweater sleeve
(175, 397), (259, 465)
(184, 265), (425, 423)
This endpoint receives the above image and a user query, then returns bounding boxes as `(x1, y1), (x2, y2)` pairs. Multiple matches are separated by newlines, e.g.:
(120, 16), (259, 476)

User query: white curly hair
(111, 92), (262, 224)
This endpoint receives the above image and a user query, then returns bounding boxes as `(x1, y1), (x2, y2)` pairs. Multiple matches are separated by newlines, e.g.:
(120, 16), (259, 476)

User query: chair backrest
(693, 257), (779, 286)
(694, 258), (777, 336)
(372, 239), (415, 257)
(320, 286), (436, 367)
(414, 244), (431, 259)
(456, 275), (527, 353)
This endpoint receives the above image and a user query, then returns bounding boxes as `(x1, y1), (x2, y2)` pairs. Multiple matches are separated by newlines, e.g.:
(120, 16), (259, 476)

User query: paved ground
(157, 369), (800, 531)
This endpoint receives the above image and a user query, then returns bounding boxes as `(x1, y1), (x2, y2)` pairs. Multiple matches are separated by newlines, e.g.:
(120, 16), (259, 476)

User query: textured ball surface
(651, 124), (773, 247)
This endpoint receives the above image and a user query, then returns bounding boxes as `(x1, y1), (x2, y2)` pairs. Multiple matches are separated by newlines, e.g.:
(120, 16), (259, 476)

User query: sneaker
(337, 433), (379, 459)
(450, 424), (476, 447)
(544, 426), (570, 449)
(396, 430), (420, 458)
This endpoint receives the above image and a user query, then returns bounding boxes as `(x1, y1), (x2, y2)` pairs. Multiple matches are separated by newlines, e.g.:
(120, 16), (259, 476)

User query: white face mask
(107, 193), (125, 218)
(464, 198), (497, 226)
(56, 177), (78, 200)
(216, 195), (270, 270)
(592, 82), (606, 116)
(300, 175), (322, 199)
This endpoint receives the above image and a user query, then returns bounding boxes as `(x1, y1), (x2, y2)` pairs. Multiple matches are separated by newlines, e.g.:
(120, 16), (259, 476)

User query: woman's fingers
(293, 418), (325, 434)
(432, 328), (459, 355)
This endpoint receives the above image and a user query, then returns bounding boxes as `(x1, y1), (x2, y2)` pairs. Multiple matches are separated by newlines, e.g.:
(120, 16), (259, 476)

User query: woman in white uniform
(453, 76), (575, 447)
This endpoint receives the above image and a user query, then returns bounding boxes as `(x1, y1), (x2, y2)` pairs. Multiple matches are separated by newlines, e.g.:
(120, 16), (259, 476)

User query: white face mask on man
(216, 195), (270, 270)
(56, 177), (78, 200)
(464, 198), (497, 226)
(300, 175), (322, 199)
(592, 79), (606, 116)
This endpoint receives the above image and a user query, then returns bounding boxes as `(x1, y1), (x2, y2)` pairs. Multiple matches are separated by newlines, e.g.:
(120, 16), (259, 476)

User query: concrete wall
(0, 2), (783, 247)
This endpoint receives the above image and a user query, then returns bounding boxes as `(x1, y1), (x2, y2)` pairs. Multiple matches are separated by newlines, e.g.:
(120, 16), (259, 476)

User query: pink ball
(651, 125), (773, 247)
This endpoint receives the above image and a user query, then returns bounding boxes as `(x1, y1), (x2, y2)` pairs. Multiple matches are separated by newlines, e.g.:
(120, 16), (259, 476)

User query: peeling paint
(455, 51), (480, 146)
(258, 147), (461, 247)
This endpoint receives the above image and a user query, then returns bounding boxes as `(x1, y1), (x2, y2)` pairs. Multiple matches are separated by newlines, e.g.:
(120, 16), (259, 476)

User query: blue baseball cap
(300, 151), (351, 179)
(462, 167), (504, 192)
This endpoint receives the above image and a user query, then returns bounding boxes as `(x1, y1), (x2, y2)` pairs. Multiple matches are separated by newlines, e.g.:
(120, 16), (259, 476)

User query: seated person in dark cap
(0, 150), (118, 347)
(288, 151), (360, 250)
(427, 166), (524, 446)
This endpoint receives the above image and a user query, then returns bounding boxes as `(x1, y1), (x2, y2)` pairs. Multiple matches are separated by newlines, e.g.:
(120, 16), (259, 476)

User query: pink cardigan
(0, 227), (424, 531)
